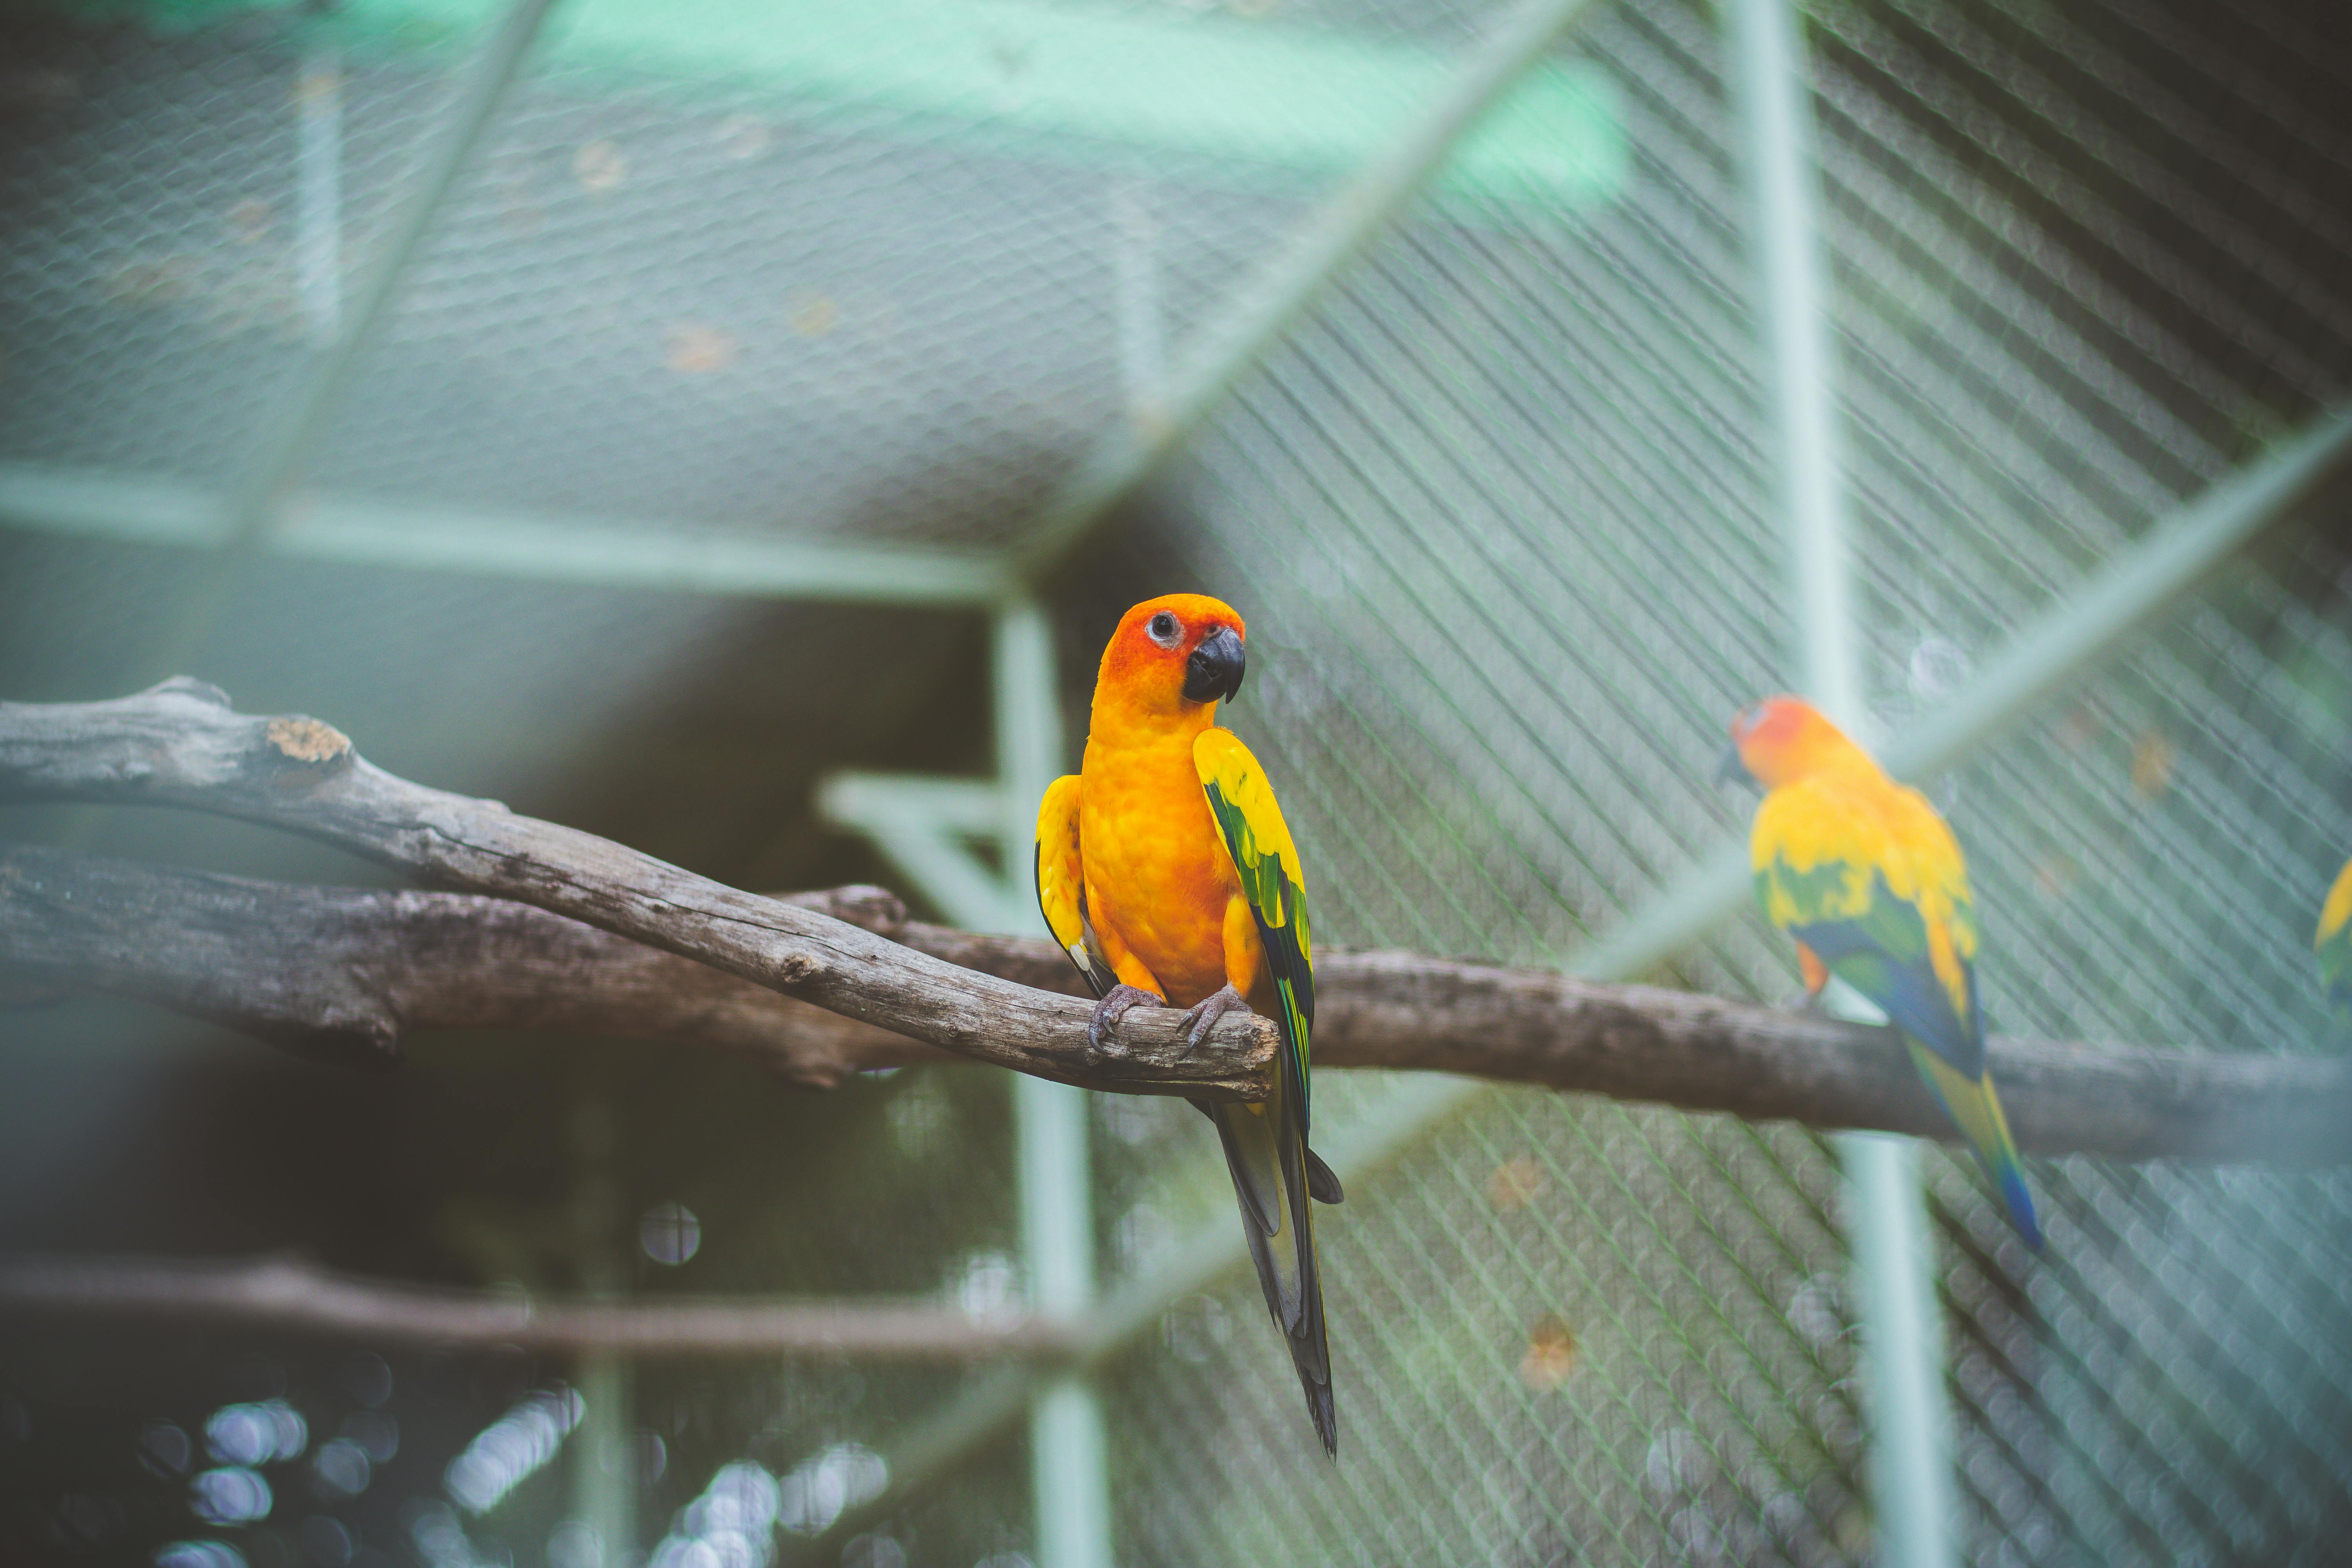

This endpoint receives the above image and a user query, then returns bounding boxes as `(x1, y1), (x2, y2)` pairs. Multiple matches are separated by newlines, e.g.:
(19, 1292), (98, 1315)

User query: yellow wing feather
(2319, 856), (2352, 949)
(1753, 771), (1976, 1023)
(1033, 773), (1116, 996)
(2318, 856), (2352, 1013)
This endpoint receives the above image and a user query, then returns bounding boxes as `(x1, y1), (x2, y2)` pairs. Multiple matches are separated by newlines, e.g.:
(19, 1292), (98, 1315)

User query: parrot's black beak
(1715, 742), (1755, 788)
(1183, 624), (1247, 705)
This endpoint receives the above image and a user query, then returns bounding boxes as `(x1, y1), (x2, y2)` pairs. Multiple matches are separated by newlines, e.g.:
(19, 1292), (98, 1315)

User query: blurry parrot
(2318, 855), (2352, 1020)
(1034, 593), (1343, 1455)
(1723, 695), (2042, 1250)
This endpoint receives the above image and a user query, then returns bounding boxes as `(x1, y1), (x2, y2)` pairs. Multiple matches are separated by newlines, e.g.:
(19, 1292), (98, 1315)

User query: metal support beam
(0, 466), (1016, 608)
(567, 1083), (636, 1568)
(1734, 0), (1860, 730)
(324, 0), (1622, 211)
(1576, 401), (2352, 983)
(296, 45), (345, 345)
(816, 777), (1015, 933)
(1012, 0), (1613, 576)
(800, 400), (2352, 1544)
(1730, 0), (1949, 1557)
(818, 602), (1112, 1568)
(226, 0), (558, 553)
(1881, 405), (2352, 781)
(115, 0), (558, 688)
(995, 602), (1114, 1568)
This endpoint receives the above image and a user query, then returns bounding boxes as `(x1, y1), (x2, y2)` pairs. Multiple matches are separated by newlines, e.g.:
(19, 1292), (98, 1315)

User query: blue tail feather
(1994, 1163), (2044, 1252)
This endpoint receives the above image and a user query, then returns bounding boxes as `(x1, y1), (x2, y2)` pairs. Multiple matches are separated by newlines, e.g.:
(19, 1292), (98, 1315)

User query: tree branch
(0, 845), (949, 1085)
(5, 842), (2348, 1167)
(0, 680), (1273, 1100)
(0, 1253), (1070, 1359)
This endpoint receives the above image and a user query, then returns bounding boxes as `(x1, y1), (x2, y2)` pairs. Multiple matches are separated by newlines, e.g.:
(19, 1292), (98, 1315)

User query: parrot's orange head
(1722, 694), (1873, 789)
(1096, 593), (1249, 722)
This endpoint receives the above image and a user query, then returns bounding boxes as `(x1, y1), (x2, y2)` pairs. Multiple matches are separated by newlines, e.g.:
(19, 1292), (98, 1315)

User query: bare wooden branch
(0, 1253), (1071, 1359)
(0, 845), (948, 1085)
(0, 680), (1275, 1100)
(1307, 949), (2352, 1168)
(6, 842), (2348, 1166)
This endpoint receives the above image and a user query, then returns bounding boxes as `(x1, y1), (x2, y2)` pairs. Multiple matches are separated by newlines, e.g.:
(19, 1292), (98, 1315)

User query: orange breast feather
(1079, 731), (1259, 1008)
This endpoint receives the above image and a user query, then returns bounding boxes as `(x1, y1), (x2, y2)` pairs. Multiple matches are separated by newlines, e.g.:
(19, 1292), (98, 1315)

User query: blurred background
(2, 0), (2350, 1564)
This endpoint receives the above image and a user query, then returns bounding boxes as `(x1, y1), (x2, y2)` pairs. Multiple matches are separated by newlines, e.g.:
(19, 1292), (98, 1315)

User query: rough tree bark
(0, 846), (946, 1083)
(0, 679), (1273, 1099)
(5, 845), (2348, 1167)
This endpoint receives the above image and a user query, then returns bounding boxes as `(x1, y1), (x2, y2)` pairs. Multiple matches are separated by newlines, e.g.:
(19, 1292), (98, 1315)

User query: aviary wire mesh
(1, 0), (2348, 1563)
(1084, 0), (2352, 1562)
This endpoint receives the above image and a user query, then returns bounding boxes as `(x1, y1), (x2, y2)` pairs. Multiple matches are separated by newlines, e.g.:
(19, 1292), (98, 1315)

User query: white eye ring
(1146, 612), (1181, 648)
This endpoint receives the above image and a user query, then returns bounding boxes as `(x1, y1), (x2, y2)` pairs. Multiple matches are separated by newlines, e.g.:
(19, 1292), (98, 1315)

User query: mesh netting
(2, 0), (2348, 1562)
(1082, 0), (2352, 1560)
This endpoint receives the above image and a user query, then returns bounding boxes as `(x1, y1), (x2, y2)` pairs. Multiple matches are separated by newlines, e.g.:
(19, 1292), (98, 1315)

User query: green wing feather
(1753, 779), (1981, 1073)
(1757, 856), (1982, 1074)
(1752, 775), (2039, 1249)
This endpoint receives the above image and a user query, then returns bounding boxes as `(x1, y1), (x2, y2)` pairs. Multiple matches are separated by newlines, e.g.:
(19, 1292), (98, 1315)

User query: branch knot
(263, 716), (352, 768)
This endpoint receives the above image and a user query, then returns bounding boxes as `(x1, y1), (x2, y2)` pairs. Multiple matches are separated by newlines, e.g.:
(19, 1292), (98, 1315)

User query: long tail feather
(1205, 1095), (1336, 1455)
(1908, 1042), (2044, 1250)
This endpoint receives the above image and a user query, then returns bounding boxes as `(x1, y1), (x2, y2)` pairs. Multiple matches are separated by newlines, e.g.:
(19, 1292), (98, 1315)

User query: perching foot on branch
(0, 679), (1280, 1101)
(5, 682), (2352, 1164)
(1180, 984), (1250, 1052)
(1088, 984), (1165, 1051)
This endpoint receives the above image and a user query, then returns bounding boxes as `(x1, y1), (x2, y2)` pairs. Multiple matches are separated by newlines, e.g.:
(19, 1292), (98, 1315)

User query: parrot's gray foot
(1178, 983), (1251, 1052)
(1088, 984), (1164, 1051)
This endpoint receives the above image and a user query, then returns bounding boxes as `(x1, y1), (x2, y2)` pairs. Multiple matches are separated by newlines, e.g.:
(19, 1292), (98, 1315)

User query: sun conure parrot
(2317, 855), (2352, 1020)
(1723, 694), (2043, 1250)
(1034, 593), (1344, 1455)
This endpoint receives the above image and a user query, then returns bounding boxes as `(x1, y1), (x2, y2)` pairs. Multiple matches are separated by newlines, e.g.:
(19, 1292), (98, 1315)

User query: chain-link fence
(2, 0), (2348, 1563)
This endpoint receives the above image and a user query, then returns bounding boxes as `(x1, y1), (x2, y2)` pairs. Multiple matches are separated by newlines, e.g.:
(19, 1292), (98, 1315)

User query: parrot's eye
(1146, 612), (1181, 648)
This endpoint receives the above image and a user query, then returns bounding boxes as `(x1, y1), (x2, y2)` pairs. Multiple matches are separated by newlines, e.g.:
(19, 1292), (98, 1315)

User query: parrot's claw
(1088, 984), (1164, 1051)
(1178, 984), (1251, 1053)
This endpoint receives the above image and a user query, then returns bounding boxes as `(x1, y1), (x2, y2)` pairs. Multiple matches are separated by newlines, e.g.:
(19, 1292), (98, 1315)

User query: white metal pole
(1111, 177), (1167, 433)
(1730, 0), (1955, 1563)
(795, 400), (2352, 1544)
(296, 45), (343, 345)
(993, 599), (1114, 1568)
(568, 1082), (637, 1568)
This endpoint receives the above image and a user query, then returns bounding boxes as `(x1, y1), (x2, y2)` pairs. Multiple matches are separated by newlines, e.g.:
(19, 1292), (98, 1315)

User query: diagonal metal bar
(224, 0), (559, 554)
(789, 402), (2352, 1551)
(120, 0), (561, 694)
(1010, 0), (1612, 577)
(817, 774), (1026, 928)
(1583, 402), (2352, 984)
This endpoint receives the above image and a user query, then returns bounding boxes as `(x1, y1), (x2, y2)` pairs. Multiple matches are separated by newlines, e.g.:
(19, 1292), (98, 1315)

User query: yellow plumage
(1731, 695), (2040, 1249)
(1753, 770), (1979, 1025)
(1035, 593), (1339, 1454)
